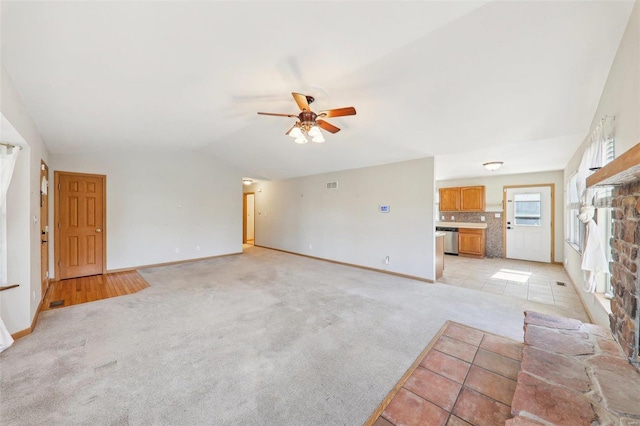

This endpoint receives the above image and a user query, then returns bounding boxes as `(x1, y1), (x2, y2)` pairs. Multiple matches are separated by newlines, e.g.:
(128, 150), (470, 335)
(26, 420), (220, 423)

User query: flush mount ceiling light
(483, 161), (504, 171)
(242, 178), (253, 185)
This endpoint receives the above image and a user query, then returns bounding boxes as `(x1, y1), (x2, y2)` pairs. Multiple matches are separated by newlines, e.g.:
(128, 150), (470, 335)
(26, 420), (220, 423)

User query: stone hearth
(510, 311), (640, 425)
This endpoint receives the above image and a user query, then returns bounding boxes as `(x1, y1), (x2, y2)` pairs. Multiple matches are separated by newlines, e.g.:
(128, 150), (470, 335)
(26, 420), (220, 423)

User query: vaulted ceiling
(1, 1), (635, 180)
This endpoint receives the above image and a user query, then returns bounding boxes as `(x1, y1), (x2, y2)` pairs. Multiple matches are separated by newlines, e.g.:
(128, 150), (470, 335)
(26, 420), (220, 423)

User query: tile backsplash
(438, 211), (503, 258)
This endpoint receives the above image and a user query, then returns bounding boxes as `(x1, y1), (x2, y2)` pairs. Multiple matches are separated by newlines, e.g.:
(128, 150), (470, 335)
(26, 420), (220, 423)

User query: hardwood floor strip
(126, 274), (140, 293)
(104, 276), (115, 298)
(42, 271), (150, 310)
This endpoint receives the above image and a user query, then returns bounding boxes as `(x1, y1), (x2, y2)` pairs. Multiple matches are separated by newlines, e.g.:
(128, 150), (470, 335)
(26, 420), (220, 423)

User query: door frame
(54, 171), (107, 280)
(243, 192), (255, 244)
(40, 160), (49, 296)
(502, 183), (555, 263)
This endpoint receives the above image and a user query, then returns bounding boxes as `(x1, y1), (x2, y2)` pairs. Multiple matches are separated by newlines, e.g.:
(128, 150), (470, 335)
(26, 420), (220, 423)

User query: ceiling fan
(257, 92), (356, 144)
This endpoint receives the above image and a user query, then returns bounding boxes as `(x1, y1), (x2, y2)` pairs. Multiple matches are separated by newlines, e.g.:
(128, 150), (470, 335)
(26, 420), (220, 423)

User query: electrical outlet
(385, 256), (390, 265)
(196, 245), (200, 251)
(175, 248), (180, 254)
(481, 216), (485, 222)
(309, 244), (312, 250)
(495, 213), (501, 218)
(441, 215), (445, 220)
(32, 291), (36, 301)
(450, 216), (455, 220)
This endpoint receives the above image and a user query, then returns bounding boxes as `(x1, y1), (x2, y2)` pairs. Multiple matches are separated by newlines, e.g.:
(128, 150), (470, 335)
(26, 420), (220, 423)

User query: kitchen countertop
(436, 221), (488, 229)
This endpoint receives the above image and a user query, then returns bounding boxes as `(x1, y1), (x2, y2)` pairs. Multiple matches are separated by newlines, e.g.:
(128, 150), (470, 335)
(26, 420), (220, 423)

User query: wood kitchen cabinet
(439, 186), (485, 212)
(459, 228), (485, 258)
(439, 187), (460, 211)
(460, 186), (485, 211)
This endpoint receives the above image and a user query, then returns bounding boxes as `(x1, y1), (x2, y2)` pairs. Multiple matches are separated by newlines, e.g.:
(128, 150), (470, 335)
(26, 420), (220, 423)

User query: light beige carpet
(0, 246), (588, 425)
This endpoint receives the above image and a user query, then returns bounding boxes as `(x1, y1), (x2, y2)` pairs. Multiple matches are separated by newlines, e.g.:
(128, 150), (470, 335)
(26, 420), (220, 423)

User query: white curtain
(574, 118), (613, 293)
(0, 144), (20, 352)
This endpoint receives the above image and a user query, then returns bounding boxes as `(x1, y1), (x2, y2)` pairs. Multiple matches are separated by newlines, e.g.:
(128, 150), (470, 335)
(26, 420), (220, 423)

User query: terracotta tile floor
(367, 322), (523, 426)
(438, 255), (590, 322)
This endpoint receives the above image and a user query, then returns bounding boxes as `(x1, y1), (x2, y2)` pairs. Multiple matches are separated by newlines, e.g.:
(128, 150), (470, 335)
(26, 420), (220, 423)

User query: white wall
(437, 170), (565, 263)
(252, 157), (436, 280)
(51, 152), (243, 272)
(564, 1), (639, 327)
(4, 149), (31, 332)
(1, 64), (51, 334)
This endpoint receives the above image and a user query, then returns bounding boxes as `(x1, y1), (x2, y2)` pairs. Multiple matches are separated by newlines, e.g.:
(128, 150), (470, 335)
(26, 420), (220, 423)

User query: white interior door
(246, 193), (255, 241)
(505, 186), (552, 263)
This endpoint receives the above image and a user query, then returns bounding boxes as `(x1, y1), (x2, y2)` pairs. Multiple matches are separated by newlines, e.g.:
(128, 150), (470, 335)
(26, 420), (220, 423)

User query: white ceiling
(1, 1), (635, 181)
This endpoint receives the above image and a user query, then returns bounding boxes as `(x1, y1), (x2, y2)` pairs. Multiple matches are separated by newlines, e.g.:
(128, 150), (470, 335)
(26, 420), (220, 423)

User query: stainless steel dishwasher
(436, 226), (459, 255)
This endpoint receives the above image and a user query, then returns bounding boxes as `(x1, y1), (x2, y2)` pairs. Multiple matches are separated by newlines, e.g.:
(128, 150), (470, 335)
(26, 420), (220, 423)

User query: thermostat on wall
(379, 205), (390, 213)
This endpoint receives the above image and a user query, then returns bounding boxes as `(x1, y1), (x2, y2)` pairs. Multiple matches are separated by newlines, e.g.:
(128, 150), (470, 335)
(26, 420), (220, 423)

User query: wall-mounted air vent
(326, 181), (338, 190)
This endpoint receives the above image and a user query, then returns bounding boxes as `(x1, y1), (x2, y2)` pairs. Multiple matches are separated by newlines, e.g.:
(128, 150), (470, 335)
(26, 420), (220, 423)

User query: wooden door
(439, 187), (460, 211)
(40, 161), (50, 296)
(55, 172), (106, 279)
(243, 193), (255, 244)
(460, 186), (485, 211)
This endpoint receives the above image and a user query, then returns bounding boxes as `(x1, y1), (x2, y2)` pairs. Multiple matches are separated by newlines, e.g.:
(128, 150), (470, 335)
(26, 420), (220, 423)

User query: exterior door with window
(505, 186), (552, 263)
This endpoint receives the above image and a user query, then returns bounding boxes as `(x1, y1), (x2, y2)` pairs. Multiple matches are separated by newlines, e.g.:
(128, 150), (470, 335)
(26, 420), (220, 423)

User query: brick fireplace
(588, 143), (640, 363)
(610, 180), (640, 361)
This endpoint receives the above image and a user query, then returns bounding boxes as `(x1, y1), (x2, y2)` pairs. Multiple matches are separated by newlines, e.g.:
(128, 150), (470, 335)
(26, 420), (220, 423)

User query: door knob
(96, 228), (102, 233)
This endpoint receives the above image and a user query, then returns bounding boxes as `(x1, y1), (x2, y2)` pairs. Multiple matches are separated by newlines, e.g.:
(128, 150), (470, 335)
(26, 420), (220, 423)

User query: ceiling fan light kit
(483, 161), (504, 171)
(258, 92), (356, 144)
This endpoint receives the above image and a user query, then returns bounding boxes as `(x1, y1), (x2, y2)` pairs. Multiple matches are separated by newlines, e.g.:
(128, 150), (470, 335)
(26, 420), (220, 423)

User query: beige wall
(251, 157), (436, 280)
(564, 1), (640, 327)
(1, 64), (51, 334)
(52, 152), (244, 273)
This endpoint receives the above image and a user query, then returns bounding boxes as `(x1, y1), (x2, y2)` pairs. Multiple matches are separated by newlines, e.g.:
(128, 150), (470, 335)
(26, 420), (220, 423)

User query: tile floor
(370, 322), (524, 426)
(437, 255), (586, 313)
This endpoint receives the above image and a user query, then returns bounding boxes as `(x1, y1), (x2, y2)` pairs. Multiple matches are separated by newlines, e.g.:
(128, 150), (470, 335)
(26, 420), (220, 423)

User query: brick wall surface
(609, 181), (640, 360)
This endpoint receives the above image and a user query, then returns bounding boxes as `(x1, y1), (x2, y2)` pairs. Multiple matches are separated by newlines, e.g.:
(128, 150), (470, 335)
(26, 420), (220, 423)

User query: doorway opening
(243, 192), (255, 245)
(40, 160), (49, 296)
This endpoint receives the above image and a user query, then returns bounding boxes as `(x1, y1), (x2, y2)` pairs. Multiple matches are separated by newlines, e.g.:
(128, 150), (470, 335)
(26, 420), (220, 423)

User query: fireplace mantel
(587, 142), (640, 187)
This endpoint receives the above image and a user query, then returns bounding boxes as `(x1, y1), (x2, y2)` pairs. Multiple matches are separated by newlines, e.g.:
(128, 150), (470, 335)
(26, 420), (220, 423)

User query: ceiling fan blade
(317, 107), (356, 118)
(317, 119), (341, 134)
(257, 112), (299, 118)
(292, 92), (310, 111)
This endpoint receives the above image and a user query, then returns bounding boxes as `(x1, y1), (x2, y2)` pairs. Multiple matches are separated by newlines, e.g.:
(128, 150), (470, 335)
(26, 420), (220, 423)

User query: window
(566, 133), (615, 254)
(566, 173), (583, 252)
(595, 207), (614, 297)
(514, 193), (541, 226)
